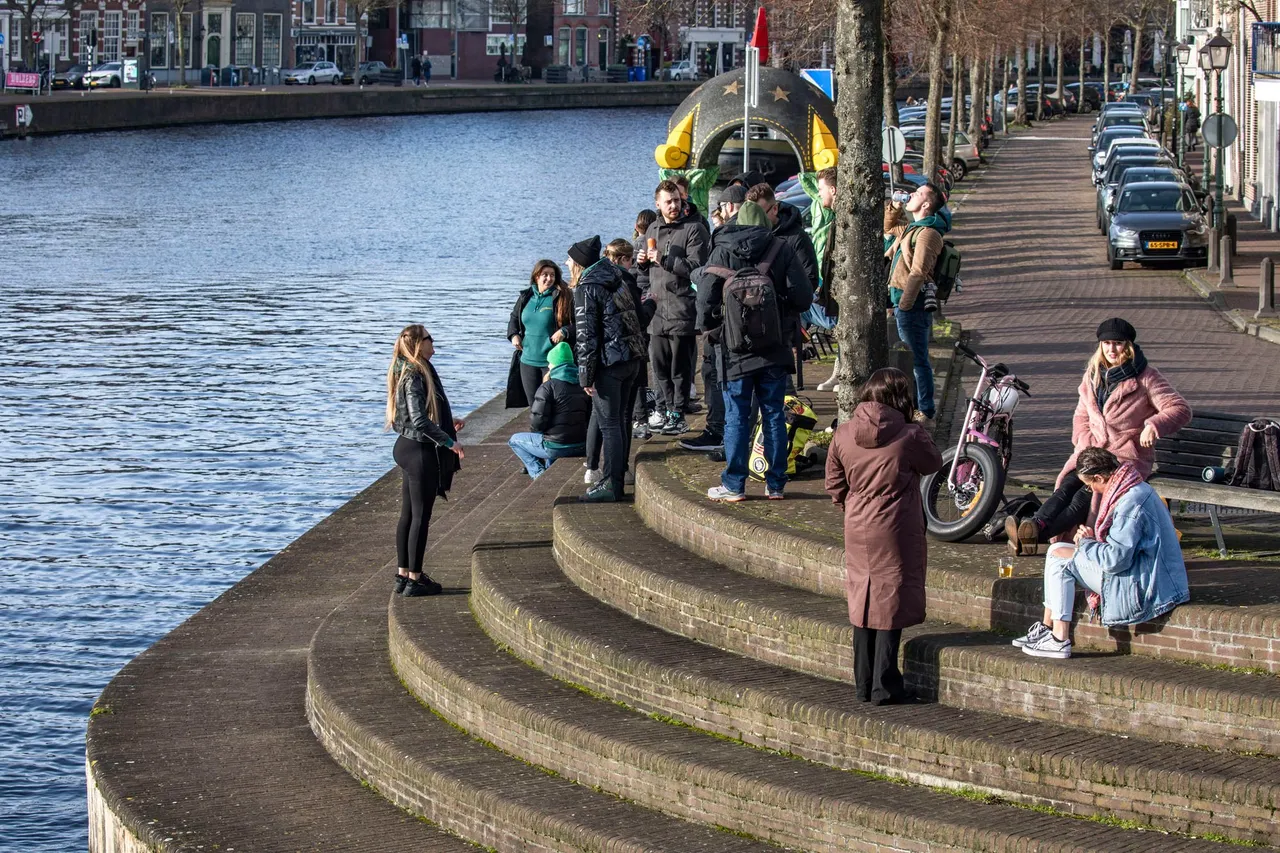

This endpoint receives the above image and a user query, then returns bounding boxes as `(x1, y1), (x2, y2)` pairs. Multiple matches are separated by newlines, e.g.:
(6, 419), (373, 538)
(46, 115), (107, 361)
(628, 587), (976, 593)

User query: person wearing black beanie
(1006, 319), (1191, 558)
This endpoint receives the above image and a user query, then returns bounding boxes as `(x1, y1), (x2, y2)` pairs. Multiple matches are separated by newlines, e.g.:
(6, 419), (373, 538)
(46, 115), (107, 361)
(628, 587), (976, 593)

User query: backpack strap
(757, 238), (785, 277)
(705, 265), (736, 279)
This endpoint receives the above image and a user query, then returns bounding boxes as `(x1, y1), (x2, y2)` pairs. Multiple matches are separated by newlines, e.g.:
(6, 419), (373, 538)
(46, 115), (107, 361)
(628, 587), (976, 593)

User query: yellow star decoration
(723, 80), (741, 95)
(771, 86), (790, 102)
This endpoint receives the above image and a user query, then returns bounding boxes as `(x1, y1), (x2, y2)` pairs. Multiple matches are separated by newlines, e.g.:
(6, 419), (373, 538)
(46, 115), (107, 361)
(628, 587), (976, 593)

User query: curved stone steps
(308, 580), (786, 853)
(472, 516), (1280, 847)
(383, 505), (1247, 853)
(551, 499), (1280, 756)
(634, 449), (1280, 673)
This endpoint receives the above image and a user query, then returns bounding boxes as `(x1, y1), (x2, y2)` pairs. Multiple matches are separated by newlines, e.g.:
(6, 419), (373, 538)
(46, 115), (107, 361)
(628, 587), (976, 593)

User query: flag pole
(744, 46), (759, 173)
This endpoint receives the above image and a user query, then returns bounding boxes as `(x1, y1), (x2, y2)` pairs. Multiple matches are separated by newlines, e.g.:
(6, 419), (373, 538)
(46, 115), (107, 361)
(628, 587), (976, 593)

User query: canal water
(0, 107), (668, 850)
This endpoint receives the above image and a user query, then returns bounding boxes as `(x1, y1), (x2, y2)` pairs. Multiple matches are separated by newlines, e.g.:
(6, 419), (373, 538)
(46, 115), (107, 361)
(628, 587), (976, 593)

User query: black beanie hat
(568, 235), (601, 268)
(1096, 317), (1137, 343)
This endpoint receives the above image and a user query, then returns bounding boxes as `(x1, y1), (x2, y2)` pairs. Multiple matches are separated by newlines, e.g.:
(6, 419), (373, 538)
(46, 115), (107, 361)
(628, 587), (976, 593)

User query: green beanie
(736, 200), (770, 227)
(547, 341), (575, 368)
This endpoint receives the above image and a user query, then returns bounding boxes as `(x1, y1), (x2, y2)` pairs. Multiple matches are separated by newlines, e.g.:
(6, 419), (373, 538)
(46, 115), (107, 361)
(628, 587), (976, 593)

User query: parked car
(1106, 181), (1210, 269)
(53, 64), (90, 90)
(1096, 154), (1175, 231)
(668, 60), (697, 81)
(901, 127), (981, 179)
(1098, 165), (1188, 233)
(1064, 82), (1102, 112)
(1092, 111), (1148, 144)
(283, 61), (341, 85)
(355, 61), (390, 85)
(84, 62), (123, 88)
(1089, 125), (1148, 165)
(1093, 136), (1163, 177)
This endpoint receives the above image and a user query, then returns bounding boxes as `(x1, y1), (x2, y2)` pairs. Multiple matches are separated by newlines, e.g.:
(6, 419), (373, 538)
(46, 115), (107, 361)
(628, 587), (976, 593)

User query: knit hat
(731, 170), (766, 189)
(1096, 317), (1137, 343)
(736, 200), (770, 227)
(547, 341), (575, 368)
(720, 184), (748, 205)
(568, 236), (601, 268)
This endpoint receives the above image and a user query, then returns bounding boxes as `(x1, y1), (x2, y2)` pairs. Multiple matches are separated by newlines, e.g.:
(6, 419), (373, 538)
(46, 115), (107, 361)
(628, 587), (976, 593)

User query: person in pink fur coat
(1008, 318), (1191, 556)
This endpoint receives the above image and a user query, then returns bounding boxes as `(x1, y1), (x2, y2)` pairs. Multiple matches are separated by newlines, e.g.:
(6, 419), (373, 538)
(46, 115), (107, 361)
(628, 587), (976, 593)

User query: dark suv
(1106, 181), (1210, 269)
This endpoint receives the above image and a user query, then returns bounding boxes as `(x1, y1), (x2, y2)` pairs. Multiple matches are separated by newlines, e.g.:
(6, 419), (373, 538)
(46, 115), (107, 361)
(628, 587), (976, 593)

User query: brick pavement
(943, 118), (1280, 487)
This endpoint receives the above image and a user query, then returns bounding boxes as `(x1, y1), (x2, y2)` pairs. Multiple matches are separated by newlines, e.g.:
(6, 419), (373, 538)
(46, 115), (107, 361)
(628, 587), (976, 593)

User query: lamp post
(1175, 39), (1192, 168)
(1199, 45), (1212, 199)
(1203, 27), (1233, 231)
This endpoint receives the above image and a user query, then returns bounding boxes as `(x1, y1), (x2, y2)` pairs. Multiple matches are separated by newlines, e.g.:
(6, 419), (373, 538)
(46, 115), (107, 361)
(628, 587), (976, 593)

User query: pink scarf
(1084, 461), (1143, 620)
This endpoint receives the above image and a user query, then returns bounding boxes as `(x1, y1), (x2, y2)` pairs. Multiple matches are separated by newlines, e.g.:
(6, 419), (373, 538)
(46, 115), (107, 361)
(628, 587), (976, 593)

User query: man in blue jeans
(884, 183), (951, 428)
(507, 342), (591, 478)
(695, 201), (813, 501)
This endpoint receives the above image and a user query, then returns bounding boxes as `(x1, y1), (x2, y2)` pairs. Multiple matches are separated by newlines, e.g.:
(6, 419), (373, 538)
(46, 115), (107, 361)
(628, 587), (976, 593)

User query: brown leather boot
(1016, 519), (1040, 556)
(1004, 515), (1022, 556)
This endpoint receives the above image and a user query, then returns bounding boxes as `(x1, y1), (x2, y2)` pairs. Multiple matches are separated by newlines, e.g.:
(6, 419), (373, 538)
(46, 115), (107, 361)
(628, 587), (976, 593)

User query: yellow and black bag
(748, 396), (819, 481)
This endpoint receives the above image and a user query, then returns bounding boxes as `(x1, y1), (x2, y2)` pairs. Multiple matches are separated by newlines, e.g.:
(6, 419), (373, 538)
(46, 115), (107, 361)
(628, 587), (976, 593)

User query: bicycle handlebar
(954, 340), (978, 361)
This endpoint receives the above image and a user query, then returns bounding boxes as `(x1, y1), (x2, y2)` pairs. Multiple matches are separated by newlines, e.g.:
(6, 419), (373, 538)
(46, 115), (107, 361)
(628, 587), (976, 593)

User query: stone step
(393, 500), (1244, 853)
(634, 448), (1280, 674)
(473, 510), (1280, 847)
(552, 499), (1280, 756)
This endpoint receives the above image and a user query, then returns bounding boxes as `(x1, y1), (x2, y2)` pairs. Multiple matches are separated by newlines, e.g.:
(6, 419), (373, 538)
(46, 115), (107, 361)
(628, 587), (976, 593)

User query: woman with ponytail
(386, 324), (465, 596)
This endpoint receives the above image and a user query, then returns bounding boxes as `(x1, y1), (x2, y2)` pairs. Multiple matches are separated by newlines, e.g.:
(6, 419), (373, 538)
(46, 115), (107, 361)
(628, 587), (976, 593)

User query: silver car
(283, 61), (341, 85)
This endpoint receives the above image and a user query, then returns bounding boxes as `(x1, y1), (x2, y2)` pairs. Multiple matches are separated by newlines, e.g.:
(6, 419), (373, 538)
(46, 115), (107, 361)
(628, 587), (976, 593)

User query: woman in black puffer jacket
(569, 236), (645, 503)
(386, 324), (465, 596)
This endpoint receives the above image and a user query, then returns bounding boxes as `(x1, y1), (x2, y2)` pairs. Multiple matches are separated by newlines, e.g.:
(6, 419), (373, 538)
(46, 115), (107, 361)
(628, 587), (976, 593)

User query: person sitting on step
(1015, 447), (1191, 660)
(508, 342), (591, 479)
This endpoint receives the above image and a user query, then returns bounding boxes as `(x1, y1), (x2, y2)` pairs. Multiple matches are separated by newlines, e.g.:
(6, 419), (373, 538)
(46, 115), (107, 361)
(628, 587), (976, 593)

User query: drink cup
(647, 237), (657, 254)
(998, 557), (1014, 578)
(891, 190), (912, 204)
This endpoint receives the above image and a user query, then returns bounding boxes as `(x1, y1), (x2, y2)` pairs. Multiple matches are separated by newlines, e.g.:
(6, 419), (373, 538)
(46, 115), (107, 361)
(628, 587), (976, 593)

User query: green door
(207, 35), (221, 66)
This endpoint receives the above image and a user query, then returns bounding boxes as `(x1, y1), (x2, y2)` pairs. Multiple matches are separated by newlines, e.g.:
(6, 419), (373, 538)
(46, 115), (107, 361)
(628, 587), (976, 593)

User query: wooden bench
(1150, 410), (1280, 556)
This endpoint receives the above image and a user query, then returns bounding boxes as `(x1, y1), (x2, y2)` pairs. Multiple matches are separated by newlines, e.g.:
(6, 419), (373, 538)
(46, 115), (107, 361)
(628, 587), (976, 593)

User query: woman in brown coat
(825, 368), (943, 705)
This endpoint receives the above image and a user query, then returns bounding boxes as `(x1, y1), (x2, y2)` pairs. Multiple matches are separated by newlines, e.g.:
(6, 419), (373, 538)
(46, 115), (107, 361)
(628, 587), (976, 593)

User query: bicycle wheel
(921, 443), (1007, 542)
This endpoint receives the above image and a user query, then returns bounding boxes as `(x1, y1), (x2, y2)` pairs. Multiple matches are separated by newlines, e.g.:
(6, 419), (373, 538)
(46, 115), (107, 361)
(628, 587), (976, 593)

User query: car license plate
(1146, 241), (1178, 250)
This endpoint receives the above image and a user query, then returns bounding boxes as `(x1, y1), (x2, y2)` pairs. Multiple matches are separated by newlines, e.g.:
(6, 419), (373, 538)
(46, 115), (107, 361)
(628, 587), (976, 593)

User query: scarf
(1095, 345), (1148, 413)
(1094, 461), (1144, 542)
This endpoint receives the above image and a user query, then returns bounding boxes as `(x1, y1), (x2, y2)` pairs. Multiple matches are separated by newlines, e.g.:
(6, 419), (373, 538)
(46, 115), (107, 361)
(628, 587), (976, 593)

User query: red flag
(749, 7), (769, 66)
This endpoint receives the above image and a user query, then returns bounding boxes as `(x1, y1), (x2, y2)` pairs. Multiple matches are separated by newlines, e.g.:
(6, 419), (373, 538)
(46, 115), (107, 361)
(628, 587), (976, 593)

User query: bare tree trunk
(1002, 50), (1011, 134)
(988, 46), (997, 133)
(968, 55), (982, 139)
(1103, 32), (1111, 104)
(832, 0), (887, 418)
(1055, 30), (1064, 113)
(1128, 23), (1144, 94)
(1035, 28), (1045, 121)
(947, 52), (959, 169)
(922, 4), (950, 181)
(882, 1), (902, 184)
(1078, 30), (1088, 113)
(1015, 41), (1028, 125)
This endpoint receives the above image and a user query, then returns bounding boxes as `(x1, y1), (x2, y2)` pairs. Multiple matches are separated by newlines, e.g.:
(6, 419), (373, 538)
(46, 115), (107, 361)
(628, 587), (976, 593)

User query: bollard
(1219, 236), (1234, 286)
(1259, 258), (1278, 318)
(1207, 229), (1220, 272)
(1272, 201), (1280, 233)
(1264, 198), (1274, 232)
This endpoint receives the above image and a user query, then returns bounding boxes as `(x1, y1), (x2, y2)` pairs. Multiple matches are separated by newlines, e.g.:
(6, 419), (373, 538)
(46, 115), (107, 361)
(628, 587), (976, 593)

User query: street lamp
(1199, 44), (1212, 199)
(1201, 28), (1233, 231)
(1175, 39), (1192, 168)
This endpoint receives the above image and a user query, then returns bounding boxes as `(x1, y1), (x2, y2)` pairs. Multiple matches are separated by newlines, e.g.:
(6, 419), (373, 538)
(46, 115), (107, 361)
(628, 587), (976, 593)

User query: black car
(1106, 181), (1210, 270)
(1095, 156), (1175, 232)
(52, 64), (89, 90)
(1098, 166), (1188, 232)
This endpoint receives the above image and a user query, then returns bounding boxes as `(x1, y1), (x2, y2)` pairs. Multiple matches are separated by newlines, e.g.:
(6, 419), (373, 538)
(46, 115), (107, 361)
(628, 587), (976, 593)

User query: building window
(235, 14), (254, 65)
(411, 0), (452, 28)
(151, 12), (169, 66)
(573, 26), (586, 65)
(486, 33), (526, 54)
(57, 19), (70, 59)
(10, 18), (23, 61)
(558, 26), (569, 65)
(303, 0), (316, 25)
(326, 0), (338, 23)
(79, 12), (94, 63)
(126, 10), (139, 42)
(181, 12), (195, 67)
(458, 0), (487, 30)
(598, 0), (609, 14)
(103, 11), (121, 61)
(262, 14), (282, 67)
(490, 0), (526, 25)
(563, 0), (585, 14)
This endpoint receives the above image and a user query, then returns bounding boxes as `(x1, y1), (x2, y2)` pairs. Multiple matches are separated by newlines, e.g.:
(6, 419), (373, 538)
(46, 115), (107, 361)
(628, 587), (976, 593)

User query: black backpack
(981, 492), (1042, 543)
(1228, 419), (1280, 491)
(709, 239), (785, 356)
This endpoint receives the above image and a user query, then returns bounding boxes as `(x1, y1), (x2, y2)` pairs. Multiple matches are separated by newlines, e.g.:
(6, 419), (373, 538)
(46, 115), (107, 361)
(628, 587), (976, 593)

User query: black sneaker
(678, 430), (724, 452)
(579, 479), (621, 503)
(682, 400), (705, 415)
(403, 576), (443, 597)
(394, 574), (409, 595)
(661, 412), (689, 435)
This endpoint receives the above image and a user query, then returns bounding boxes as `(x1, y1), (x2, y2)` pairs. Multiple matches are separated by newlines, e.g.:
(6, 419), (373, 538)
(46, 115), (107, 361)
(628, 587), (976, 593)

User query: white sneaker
(1021, 630), (1072, 659)
(816, 377), (840, 392)
(584, 468), (602, 485)
(1011, 621), (1050, 649)
(624, 470), (635, 486)
(647, 410), (667, 429)
(706, 485), (747, 502)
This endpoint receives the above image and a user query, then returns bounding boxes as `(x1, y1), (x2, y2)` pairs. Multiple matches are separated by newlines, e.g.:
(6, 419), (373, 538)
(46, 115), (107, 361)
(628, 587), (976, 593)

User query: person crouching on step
(508, 341), (591, 479)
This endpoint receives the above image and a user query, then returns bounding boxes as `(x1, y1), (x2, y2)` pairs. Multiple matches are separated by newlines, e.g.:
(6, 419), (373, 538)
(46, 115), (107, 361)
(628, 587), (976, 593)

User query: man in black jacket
(636, 179), (710, 436)
(507, 342), (591, 479)
(696, 201), (813, 501)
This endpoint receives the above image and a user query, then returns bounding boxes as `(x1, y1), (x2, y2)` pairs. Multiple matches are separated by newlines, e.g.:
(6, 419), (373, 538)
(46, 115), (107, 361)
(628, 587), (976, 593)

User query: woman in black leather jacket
(385, 324), (465, 596)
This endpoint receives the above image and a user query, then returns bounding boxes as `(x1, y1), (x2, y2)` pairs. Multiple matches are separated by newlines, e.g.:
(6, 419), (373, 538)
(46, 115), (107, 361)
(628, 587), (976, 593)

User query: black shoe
(394, 574), (409, 595)
(579, 479), (621, 503)
(661, 412), (689, 435)
(678, 430), (724, 452)
(871, 690), (918, 707)
(709, 449), (726, 462)
(403, 576), (443, 596)
(682, 400), (705, 415)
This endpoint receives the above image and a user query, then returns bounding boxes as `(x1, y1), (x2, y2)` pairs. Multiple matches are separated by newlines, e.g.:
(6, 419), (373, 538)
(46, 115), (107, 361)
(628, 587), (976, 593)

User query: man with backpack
(696, 200), (814, 501)
(885, 182), (952, 429)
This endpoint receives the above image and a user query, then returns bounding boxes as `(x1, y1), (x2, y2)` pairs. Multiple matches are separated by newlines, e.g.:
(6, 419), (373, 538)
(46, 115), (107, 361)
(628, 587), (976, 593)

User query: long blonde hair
(1085, 340), (1135, 384)
(385, 324), (440, 429)
(567, 259), (585, 289)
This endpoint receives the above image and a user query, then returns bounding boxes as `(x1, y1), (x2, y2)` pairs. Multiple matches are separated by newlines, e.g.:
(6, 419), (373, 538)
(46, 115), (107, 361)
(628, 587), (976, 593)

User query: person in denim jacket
(1015, 447), (1190, 659)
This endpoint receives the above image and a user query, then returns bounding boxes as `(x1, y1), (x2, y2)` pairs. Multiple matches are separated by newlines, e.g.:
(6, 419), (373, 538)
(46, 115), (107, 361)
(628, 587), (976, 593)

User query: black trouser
(394, 435), (440, 574)
(683, 333), (699, 403)
(853, 626), (905, 704)
(650, 334), (695, 414)
(1033, 471), (1091, 540)
(587, 379), (641, 471)
(702, 337), (724, 436)
(518, 360), (544, 409)
(591, 360), (640, 490)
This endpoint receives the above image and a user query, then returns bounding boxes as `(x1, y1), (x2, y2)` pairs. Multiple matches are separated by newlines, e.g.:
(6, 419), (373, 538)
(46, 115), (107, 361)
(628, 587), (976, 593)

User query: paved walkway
(943, 119), (1280, 487)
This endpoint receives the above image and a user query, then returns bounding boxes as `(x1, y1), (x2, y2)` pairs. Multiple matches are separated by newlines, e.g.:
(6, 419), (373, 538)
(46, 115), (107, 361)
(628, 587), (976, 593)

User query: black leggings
(853, 627), (905, 704)
(1033, 471), (1091, 540)
(394, 435), (440, 574)
(518, 361), (544, 409)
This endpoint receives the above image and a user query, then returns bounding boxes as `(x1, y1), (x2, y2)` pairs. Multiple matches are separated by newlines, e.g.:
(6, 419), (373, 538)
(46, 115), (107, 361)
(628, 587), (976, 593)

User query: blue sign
(0, 33), (6, 47)
(801, 68), (834, 101)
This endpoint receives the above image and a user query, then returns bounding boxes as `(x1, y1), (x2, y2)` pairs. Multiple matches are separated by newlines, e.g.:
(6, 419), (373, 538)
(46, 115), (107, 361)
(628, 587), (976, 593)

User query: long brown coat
(825, 403), (944, 630)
